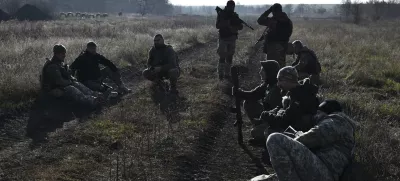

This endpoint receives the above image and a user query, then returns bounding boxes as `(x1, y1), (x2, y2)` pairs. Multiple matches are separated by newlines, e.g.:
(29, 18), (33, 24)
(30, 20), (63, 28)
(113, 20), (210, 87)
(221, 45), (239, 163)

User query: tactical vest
(299, 49), (321, 75)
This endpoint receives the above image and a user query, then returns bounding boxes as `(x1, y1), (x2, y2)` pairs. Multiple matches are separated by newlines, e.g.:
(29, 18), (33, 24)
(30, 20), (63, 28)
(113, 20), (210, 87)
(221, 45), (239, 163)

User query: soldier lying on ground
(257, 3), (293, 68)
(249, 66), (320, 148)
(70, 41), (131, 95)
(216, 0), (244, 80)
(40, 44), (110, 110)
(232, 60), (281, 144)
(251, 100), (357, 181)
(291, 40), (322, 85)
(142, 34), (180, 94)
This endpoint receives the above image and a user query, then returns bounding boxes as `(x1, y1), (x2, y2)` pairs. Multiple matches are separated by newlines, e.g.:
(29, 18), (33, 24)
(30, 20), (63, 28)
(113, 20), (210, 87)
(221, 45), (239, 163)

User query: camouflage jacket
(236, 82), (282, 111)
(40, 57), (73, 92)
(257, 11), (292, 43)
(216, 10), (243, 39)
(147, 44), (178, 72)
(295, 112), (356, 181)
(292, 46), (321, 75)
(261, 78), (320, 132)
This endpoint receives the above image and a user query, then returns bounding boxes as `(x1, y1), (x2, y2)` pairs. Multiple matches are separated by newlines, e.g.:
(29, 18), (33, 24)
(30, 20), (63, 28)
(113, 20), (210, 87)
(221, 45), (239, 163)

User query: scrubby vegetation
(0, 14), (399, 180)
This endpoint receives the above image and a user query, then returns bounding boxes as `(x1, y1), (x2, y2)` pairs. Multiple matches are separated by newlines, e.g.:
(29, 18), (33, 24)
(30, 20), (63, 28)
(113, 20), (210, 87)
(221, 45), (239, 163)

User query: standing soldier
(291, 40), (322, 85)
(257, 3), (293, 68)
(216, 0), (243, 80)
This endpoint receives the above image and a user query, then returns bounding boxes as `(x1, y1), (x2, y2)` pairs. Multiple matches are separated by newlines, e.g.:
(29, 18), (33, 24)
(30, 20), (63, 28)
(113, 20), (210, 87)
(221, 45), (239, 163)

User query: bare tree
(351, 1), (362, 24)
(0, 0), (22, 14)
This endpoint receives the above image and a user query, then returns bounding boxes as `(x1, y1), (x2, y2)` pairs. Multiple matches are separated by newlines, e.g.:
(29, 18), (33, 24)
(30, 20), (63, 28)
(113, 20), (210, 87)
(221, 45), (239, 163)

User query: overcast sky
(169, 0), (341, 5)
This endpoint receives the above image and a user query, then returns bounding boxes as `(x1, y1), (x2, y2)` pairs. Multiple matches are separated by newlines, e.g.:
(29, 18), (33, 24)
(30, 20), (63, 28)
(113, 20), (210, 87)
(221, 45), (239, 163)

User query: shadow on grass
(26, 92), (123, 146)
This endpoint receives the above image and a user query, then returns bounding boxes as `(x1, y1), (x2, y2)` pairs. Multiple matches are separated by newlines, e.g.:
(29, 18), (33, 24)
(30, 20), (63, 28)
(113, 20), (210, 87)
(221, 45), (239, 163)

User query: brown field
(0, 15), (399, 181)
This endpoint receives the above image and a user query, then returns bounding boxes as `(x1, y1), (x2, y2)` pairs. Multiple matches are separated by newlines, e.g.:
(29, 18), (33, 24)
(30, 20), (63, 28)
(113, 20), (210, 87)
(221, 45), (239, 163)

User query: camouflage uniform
(216, 7), (243, 79)
(142, 44), (180, 90)
(257, 8), (293, 68)
(258, 112), (356, 181)
(40, 57), (98, 108)
(292, 46), (322, 85)
(70, 51), (125, 92)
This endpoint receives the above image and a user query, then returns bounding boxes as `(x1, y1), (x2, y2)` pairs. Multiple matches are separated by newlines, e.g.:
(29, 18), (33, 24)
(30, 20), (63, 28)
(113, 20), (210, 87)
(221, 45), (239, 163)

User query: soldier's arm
(231, 14), (244, 30)
(257, 10), (272, 26)
(161, 47), (177, 72)
(265, 86), (283, 111)
(261, 100), (301, 129)
(147, 48), (154, 68)
(47, 64), (73, 88)
(294, 53), (311, 72)
(69, 57), (82, 76)
(295, 118), (342, 149)
(98, 54), (118, 72)
(235, 83), (267, 100)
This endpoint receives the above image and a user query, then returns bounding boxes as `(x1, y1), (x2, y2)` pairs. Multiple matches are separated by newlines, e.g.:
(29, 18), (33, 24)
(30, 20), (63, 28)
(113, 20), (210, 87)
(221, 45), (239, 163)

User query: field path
(0, 28), (272, 180)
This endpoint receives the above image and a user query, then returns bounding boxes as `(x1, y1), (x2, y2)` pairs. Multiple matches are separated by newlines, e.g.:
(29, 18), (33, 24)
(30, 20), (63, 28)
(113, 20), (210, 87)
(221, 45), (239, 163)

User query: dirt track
(0, 29), (273, 180)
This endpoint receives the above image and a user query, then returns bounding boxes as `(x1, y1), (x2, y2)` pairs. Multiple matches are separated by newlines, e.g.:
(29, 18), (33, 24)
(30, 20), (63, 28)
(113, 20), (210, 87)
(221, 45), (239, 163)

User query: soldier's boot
(250, 174), (278, 181)
(217, 60), (225, 80)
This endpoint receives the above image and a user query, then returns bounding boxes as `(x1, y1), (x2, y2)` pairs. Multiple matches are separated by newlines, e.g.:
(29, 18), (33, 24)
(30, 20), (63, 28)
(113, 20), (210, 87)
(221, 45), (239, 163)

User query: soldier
(250, 66), (320, 150)
(251, 100), (357, 181)
(40, 44), (105, 109)
(70, 42), (131, 95)
(216, 0), (244, 80)
(291, 40), (322, 85)
(142, 34), (180, 94)
(232, 60), (281, 145)
(257, 3), (293, 68)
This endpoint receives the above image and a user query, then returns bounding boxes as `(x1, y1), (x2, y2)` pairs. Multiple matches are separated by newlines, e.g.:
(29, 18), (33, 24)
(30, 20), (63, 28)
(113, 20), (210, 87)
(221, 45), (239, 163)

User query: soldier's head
(86, 41), (97, 54)
(154, 34), (165, 48)
(225, 0), (235, 12)
(276, 66), (299, 91)
(53, 44), (66, 61)
(271, 3), (282, 16)
(292, 40), (304, 54)
(260, 60), (280, 83)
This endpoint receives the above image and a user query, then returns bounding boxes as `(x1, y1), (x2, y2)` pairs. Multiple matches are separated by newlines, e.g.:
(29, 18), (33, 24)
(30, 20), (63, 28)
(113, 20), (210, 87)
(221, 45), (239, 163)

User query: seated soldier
(70, 41), (131, 95)
(142, 34), (180, 94)
(232, 60), (281, 145)
(40, 44), (105, 109)
(251, 100), (357, 181)
(291, 40), (322, 85)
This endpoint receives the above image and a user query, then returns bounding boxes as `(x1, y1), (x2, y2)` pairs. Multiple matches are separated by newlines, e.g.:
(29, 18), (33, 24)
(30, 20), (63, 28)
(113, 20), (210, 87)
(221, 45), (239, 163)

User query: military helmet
(87, 41), (97, 47)
(271, 3), (283, 12)
(53, 44), (66, 54)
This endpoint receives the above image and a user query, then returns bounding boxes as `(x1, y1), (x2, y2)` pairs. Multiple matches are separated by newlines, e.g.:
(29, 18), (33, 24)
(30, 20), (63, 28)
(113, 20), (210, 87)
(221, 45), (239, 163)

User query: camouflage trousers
(63, 82), (98, 108)
(266, 133), (335, 181)
(217, 36), (237, 78)
(82, 67), (123, 92)
(265, 42), (287, 68)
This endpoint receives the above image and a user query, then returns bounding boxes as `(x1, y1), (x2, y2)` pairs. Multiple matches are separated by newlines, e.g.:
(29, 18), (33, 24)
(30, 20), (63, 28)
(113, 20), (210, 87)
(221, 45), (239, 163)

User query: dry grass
(0, 15), (399, 180)
(0, 16), (217, 110)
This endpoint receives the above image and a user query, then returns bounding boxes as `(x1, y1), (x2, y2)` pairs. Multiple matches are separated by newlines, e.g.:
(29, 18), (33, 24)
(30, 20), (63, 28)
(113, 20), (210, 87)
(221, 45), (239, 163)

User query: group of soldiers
(217, 1), (357, 181)
(39, 1), (356, 181)
(40, 34), (179, 112)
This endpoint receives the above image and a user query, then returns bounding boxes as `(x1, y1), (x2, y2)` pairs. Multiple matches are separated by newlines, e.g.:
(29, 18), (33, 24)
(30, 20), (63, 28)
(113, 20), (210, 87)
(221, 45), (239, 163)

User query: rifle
(215, 6), (254, 30)
(231, 66), (268, 174)
(255, 27), (269, 46)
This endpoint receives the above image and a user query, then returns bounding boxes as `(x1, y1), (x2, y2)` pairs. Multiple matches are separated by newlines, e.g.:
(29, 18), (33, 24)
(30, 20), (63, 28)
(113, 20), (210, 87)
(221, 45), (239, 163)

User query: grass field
(0, 15), (399, 180)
